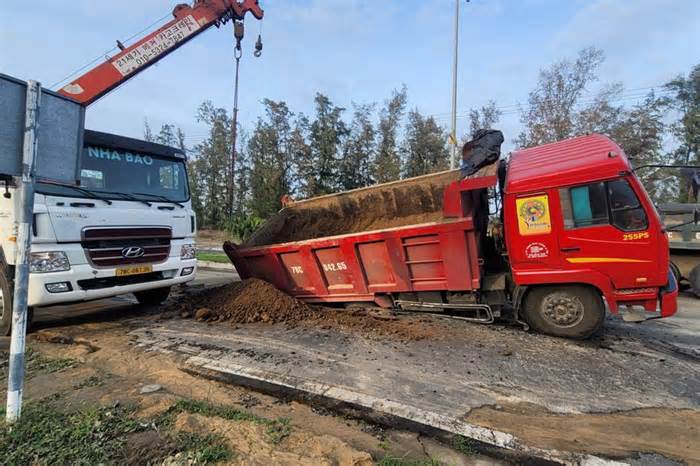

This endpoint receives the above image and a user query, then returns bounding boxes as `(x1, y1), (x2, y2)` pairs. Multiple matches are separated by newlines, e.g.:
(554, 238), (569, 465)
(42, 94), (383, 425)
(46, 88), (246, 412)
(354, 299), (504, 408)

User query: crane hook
(254, 34), (263, 57)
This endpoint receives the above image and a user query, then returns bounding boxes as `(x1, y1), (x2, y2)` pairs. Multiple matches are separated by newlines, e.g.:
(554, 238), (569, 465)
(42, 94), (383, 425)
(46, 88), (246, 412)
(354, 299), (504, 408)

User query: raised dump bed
(224, 165), (498, 307)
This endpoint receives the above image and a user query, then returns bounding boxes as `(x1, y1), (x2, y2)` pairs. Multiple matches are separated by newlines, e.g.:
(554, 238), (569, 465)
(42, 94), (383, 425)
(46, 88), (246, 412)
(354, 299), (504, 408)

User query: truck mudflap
(660, 268), (679, 318)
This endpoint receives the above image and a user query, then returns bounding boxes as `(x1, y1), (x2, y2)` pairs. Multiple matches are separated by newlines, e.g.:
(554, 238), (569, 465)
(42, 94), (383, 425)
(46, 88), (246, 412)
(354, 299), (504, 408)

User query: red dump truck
(225, 134), (678, 338)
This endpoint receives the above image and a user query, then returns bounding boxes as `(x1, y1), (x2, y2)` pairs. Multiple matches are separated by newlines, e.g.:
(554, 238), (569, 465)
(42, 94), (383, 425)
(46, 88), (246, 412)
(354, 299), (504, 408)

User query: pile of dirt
(174, 279), (440, 341)
(177, 279), (316, 324)
(244, 169), (462, 247)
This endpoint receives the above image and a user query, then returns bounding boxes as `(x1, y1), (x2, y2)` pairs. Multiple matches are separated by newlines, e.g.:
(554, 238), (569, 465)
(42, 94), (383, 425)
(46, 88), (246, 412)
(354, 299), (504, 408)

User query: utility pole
(449, 0), (461, 169)
(6, 80), (41, 422)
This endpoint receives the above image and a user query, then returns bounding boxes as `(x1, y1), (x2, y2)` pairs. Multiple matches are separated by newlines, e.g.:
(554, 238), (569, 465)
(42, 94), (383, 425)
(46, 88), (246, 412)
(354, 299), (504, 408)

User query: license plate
(115, 264), (153, 277)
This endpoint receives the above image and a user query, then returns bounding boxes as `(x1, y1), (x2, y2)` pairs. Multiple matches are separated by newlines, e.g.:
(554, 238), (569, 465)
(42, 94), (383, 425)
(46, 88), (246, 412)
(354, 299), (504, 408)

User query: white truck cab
(0, 130), (197, 334)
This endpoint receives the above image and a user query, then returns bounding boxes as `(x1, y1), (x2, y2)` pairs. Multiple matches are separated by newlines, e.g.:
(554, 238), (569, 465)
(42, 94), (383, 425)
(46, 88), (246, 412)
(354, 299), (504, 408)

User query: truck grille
(82, 227), (172, 267)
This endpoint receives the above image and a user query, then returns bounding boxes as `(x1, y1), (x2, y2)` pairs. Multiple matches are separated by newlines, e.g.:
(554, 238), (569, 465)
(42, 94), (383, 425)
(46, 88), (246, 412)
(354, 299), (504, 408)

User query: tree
(573, 82), (624, 136)
(288, 115), (313, 196)
(610, 91), (670, 201)
(665, 63), (700, 201)
(467, 100), (501, 138)
(516, 47), (606, 147)
(232, 128), (252, 217)
(193, 101), (232, 228)
(373, 85), (407, 183)
(339, 103), (376, 190)
(402, 109), (449, 178)
(144, 118), (154, 142)
(306, 93), (348, 196)
(248, 99), (294, 218)
(665, 64), (700, 166)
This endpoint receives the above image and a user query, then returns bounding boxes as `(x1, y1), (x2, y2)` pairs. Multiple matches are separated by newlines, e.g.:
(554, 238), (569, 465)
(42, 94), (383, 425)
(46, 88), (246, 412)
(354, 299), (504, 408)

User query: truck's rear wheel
(688, 264), (700, 297)
(523, 285), (604, 339)
(670, 261), (681, 287)
(134, 286), (171, 306)
(0, 269), (13, 335)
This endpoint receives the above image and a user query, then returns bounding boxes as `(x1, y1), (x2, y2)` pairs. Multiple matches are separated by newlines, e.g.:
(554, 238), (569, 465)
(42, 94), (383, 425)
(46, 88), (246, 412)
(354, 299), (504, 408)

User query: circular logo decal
(519, 199), (547, 223)
(525, 242), (549, 259)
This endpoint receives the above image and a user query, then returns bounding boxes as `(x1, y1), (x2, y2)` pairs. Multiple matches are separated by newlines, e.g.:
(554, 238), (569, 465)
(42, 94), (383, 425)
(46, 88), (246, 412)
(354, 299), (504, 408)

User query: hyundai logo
(121, 246), (145, 258)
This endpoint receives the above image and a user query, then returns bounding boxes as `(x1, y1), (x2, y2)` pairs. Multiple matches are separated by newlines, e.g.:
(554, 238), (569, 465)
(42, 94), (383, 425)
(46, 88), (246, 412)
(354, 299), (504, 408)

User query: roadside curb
(197, 260), (235, 271)
(182, 355), (625, 466)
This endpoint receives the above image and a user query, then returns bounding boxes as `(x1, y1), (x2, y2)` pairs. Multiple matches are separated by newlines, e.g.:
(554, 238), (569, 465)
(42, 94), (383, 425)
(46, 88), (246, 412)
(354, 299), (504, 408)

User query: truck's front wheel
(523, 285), (604, 339)
(0, 269), (13, 335)
(134, 286), (171, 306)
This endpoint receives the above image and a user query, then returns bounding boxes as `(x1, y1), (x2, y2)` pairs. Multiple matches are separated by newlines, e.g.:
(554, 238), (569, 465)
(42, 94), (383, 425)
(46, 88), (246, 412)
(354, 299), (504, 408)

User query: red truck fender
(512, 268), (615, 312)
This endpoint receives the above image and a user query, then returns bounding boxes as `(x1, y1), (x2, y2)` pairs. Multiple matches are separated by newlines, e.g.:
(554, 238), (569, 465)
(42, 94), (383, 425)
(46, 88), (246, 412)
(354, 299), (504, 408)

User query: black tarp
(460, 129), (504, 177)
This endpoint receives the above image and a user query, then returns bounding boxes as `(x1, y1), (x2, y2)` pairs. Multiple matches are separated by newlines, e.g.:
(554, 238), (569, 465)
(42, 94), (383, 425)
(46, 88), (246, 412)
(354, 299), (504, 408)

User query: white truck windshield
(38, 146), (189, 203)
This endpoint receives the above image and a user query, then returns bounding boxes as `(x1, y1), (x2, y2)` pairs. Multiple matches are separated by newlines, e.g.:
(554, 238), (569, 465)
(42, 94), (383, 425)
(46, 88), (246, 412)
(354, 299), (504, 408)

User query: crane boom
(58, 0), (263, 106)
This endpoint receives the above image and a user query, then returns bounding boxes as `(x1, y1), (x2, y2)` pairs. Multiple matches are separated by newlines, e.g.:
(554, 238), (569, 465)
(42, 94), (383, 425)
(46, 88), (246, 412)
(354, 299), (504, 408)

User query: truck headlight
(30, 251), (70, 273)
(180, 243), (196, 260)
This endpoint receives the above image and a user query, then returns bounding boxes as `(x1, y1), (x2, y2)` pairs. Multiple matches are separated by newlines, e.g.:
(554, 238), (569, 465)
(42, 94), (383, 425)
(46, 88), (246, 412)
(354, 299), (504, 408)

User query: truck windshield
(37, 149), (189, 202)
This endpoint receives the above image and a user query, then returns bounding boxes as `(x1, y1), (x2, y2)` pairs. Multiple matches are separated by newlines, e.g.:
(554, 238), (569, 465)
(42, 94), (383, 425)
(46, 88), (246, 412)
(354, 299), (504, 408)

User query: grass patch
(0, 403), (142, 464)
(73, 374), (106, 390)
(377, 455), (441, 466)
(266, 417), (292, 444)
(175, 432), (234, 464)
(378, 437), (391, 451)
(451, 435), (474, 455)
(24, 347), (80, 376)
(172, 399), (292, 444)
(0, 401), (233, 465)
(196, 251), (230, 264)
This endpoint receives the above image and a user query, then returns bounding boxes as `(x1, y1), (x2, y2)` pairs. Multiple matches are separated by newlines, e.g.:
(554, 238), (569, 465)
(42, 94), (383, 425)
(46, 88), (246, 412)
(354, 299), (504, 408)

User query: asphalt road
(24, 267), (700, 358)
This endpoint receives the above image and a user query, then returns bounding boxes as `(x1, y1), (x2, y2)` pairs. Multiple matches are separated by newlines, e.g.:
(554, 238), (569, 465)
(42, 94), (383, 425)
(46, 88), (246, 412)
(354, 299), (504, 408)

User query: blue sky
(1, 0), (698, 151)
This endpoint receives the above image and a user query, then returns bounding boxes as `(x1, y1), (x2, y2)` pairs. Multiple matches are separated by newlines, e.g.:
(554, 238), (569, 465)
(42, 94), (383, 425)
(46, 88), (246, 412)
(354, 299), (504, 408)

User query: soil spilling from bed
(172, 279), (439, 341)
(180, 279), (316, 324)
(243, 169), (462, 247)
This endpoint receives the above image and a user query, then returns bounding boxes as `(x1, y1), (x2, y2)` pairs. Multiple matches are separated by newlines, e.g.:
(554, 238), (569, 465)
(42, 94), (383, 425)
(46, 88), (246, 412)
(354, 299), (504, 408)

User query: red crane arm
(58, 0), (263, 106)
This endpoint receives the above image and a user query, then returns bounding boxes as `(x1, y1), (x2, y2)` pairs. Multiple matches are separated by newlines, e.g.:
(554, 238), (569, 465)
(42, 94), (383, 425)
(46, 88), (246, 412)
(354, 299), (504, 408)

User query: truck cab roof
(83, 129), (187, 160)
(506, 134), (631, 194)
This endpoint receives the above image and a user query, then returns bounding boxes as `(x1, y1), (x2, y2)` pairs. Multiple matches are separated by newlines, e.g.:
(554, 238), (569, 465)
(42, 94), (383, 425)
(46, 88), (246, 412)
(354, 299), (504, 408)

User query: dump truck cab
(504, 134), (677, 337)
(224, 133), (677, 340)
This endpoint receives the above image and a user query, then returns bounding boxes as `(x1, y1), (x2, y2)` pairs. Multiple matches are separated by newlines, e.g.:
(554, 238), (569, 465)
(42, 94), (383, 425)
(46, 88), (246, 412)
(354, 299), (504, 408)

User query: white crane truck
(0, 128), (197, 334)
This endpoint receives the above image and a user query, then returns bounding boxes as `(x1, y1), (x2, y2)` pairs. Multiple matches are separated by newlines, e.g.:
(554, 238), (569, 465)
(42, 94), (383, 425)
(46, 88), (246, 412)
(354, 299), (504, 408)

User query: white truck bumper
(28, 255), (197, 307)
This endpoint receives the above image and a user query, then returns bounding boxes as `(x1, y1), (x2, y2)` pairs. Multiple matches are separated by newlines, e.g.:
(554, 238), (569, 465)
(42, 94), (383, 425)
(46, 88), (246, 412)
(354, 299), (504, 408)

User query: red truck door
(556, 177), (659, 289)
(508, 191), (562, 270)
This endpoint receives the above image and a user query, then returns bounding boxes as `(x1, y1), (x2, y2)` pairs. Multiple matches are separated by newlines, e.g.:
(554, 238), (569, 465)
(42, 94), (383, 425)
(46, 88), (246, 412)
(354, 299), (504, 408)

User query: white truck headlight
(30, 251), (70, 273)
(180, 243), (196, 260)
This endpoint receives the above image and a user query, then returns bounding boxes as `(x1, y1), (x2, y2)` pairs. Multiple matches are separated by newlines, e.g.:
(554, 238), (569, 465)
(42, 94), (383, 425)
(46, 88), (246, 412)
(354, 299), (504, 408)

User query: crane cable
(229, 21), (244, 217)
(229, 18), (263, 217)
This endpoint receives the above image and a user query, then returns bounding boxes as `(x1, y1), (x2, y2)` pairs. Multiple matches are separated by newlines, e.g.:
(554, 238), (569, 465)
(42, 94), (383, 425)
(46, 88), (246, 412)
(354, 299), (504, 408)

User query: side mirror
(694, 208), (700, 224)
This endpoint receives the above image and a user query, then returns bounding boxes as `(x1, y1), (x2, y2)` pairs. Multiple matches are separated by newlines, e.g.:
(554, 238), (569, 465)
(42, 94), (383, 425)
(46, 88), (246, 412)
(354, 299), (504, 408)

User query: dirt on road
(3, 272), (698, 465)
(1, 321), (482, 465)
(466, 402), (700, 464)
(172, 278), (440, 341)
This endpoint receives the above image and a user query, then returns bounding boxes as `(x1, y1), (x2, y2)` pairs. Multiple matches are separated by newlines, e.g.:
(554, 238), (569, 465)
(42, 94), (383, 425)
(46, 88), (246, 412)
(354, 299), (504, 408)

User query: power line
(430, 86), (676, 122)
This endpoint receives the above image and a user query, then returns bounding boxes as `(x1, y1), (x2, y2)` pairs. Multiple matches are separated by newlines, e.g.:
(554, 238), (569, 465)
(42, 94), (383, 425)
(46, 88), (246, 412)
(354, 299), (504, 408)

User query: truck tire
(134, 286), (171, 306)
(670, 261), (681, 287)
(0, 271), (35, 336)
(0, 269), (13, 335)
(523, 285), (604, 339)
(689, 264), (700, 297)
